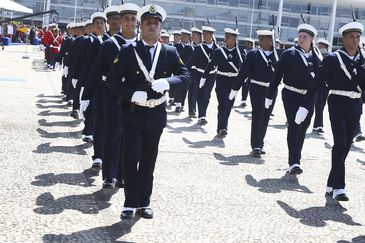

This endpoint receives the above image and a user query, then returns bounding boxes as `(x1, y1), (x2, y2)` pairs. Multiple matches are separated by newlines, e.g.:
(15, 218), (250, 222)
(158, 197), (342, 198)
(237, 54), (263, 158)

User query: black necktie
(145, 45), (153, 70)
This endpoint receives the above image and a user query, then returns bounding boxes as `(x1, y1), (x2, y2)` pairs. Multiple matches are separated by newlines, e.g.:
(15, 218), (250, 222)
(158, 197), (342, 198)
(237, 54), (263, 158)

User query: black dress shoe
(334, 193), (349, 201)
(250, 149), (261, 158)
(102, 178), (116, 189)
(175, 107), (182, 113)
(355, 134), (365, 142)
(120, 210), (135, 220)
(116, 179), (124, 188)
(138, 208), (153, 219)
(260, 149), (266, 155)
(188, 112), (197, 118)
(325, 191), (333, 198)
(198, 118), (208, 125)
(70, 110), (79, 119)
(288, 166), (303, 175)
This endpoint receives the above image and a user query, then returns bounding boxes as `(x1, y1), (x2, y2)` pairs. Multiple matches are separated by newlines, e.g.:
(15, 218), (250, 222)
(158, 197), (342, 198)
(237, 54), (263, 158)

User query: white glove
(265, 98), (273, 109)
(229, 90), (238, 100)
(79, 99), (90, 120)
(295, 106), (309, 124)
(63, 66), (69, 77)
(151, 79), (170, 93)
(54, 62), (61, 71)
(199, 78), (206, 88)
(131, 91), (148, 103)
(72, 78), (78, 88)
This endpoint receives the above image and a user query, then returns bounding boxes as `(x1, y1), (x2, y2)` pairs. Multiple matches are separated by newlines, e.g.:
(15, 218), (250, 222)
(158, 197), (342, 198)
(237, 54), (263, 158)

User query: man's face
(258, 35), (272, 49)
(224, 33), (236, 47)
(173, 34), (181, 43)
(298, 32), (313, 48)
(107, 14), (121, 31)
(192, 32), (201, 43)
(203, 31), (213, 43)
(120, 13), (138, 33)
(85, 25), (93, 34)
(161, 36), (170, 44)
(93, 19), (106, 35)
(181, 33), (190, 43)
(140, 17), (161, 40)
(246, 41), (253, 49)
(342, 31), (361, 50)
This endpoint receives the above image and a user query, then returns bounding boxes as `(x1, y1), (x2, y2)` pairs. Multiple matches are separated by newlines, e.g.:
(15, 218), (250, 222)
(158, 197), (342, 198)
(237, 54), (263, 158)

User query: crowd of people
(40, 2), (365, 220)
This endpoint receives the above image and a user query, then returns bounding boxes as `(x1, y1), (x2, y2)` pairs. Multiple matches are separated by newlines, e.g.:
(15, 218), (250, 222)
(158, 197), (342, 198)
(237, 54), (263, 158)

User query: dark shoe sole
(335, 194), (349, 201)
(288, 167), (303, 175)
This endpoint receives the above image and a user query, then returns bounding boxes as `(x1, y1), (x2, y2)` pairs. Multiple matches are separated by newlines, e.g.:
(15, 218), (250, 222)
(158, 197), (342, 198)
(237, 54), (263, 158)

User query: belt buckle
(349, 92), (356, 99)
(146, 100), (155, 108)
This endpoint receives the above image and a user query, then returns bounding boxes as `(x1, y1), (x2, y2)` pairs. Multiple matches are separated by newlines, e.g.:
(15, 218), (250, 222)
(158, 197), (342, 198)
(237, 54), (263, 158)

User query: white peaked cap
(339, 21), (364, 35)
(137, 4), (166, 22)
(119, 3), (140, 14)
(225, 28), (239, 35)
(256, 30), (272, 36)
(91, 12), (107, 22)
(298, 23), (317, 37)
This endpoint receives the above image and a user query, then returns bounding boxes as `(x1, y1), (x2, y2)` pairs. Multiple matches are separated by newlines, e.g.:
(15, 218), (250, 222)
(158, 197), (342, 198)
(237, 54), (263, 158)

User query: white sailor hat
(171, 30), (182, 35)
(137, 4), (166, 22)
(119, 3), (140, 14)
(91, 12), (107, 22)
(104, 5), (121, 17)
(317, 38), (330, 46)
(181, 29), (192, 35)
(85, 20), (93, 26)
(245, 37), (255, 43)
(191, 27), (202, 34)
(161, 32), (170, 38)
(339, 21), (364, 35)
(77, 22), (86, 27)
(49, 23), (56, 27)
(256, 29), (272, 36)
(66, 23), (71, 29)
(294, 37), (298, 42)
(202, 26), (215, 33)
(297, 23), (317, 37)
(224, 28), (239, 35)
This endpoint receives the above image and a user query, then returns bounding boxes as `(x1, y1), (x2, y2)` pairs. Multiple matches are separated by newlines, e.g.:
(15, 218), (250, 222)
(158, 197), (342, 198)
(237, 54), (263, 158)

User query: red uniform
(49, 34), (62, 54)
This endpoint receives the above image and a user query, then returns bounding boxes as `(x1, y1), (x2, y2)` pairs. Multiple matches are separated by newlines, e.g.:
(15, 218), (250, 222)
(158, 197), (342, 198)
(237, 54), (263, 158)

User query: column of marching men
(49, 2), (365, 220)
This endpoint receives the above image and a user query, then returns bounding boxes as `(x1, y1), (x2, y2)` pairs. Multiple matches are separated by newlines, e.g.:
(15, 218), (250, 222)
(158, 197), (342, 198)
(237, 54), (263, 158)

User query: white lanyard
(220, 47), (238, 73)
(97, 36), (103, 44)
(294, 48), (315, 78)
(200, 44), (211, 61)
(111, 36), (121, 51)
(133, 42), (162, 82)
(258, 48), (275, 72)
(335, 51), (362, 92)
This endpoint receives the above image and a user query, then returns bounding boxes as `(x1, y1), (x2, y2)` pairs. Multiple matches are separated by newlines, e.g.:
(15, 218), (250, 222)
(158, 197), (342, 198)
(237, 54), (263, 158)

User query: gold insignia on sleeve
(113, 57), (119, 64)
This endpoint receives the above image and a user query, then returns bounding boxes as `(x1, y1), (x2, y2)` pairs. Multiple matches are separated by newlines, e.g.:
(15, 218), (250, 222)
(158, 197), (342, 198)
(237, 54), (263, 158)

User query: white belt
(284, 84), (307, 95)
(217, 71), (238, 77)
(329, 90), (362, 99)
(191, 66), (216, 74)
(102, 75), (107, 81)
(251, 79), (270, 87)
(135, 96), (166, 108)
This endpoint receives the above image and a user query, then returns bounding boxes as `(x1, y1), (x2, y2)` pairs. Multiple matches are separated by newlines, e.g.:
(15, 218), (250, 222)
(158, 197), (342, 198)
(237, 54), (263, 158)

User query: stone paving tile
(0, 46), (364, 243)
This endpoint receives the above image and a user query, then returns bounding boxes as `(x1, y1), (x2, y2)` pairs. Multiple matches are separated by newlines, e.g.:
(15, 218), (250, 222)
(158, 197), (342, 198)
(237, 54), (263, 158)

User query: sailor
(266, 23), (322, 175)
(174, 28), (192, 113)
(295, 21), (365, 201)
(312, 38), (330, 133)
(186, 25), (218, 124)
(230, 29), (280, 156)
(106, 4), (190, 219)
(239, 37), (255, 108)
(200, 28), (242, 137)
(160, 31), (170, 44)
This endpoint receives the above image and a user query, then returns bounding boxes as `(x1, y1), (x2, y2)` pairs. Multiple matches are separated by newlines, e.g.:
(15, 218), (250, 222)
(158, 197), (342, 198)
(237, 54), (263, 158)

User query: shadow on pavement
(42, 219), (140, 243)
(167, 116), (193, 124)
(268, 123), (287, 130)
(277, 197), (361, 227)
(213, 153), (264, 165)
(37, 93), (63, 98)
(31, 168), (99, 187)
(166, 123), (207, 134)
(32, 59), (52, 72)
(305, 132), (327, 140)
(37, 98), (64, 104)
(36, 103), (69, 109)
(37, 128), (81, 139)
(357, 159), (365, 165)
(350, 144), (365, 154)
(338, 235), (365, 243)
(38, 110), (71, 117)
(34, 189), (117, 215)
(38, 118), (81, 127)
(33, 142), (92, 155)
(245, 174), (312, 193)
(183, 137), (225, 148)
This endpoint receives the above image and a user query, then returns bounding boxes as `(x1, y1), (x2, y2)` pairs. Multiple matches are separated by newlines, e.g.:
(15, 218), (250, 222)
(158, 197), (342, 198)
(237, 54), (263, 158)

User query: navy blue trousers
(215, 77), (235, 132)
(282, 89), (314, 166)
(102, 86), (123, 181)
(198, 74), (216, 118)
(250, 86), (277, 150)
(313, 86), (328, 129)
(241, 79), (250, 101)
(327, 96), (362, 189)
(122, 125), (163, 208)
(91, 87), (104, 160)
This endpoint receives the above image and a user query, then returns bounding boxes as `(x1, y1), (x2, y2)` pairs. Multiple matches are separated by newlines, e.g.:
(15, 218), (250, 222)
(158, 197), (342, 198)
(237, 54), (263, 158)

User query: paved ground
(0, 45), (365, 243)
